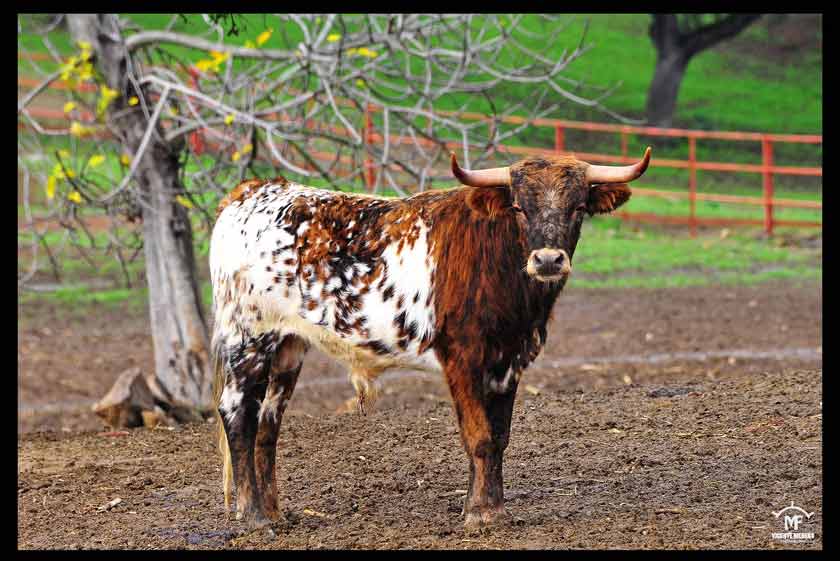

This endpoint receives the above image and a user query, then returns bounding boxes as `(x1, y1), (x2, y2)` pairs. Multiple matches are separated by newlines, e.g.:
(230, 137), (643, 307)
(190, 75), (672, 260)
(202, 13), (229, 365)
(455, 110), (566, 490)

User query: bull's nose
(533, 252), (565, 266)
(527, 249), (572, 281)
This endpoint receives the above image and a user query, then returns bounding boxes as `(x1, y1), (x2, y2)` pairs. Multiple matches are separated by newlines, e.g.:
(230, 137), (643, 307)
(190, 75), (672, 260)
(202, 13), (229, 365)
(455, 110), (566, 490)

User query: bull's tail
(349, 368), (379, 415)
(211, 337), (233, 510)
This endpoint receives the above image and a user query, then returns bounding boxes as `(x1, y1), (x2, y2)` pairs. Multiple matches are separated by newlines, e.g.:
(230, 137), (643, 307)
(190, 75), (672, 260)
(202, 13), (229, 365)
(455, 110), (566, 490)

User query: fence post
(621, 129), (628, 161)
(364, 103), (374, 191)
(688, 136), (697, 238)
(554, 124), (565, 153)
(761, 136), (774, 236)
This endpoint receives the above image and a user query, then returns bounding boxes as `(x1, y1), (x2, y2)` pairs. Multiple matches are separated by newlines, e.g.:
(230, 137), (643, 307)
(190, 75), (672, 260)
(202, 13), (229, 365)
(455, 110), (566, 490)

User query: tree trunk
(645, 51), (689, 129)
(67, 14), (213, 417)
(645, 14), (762, 128)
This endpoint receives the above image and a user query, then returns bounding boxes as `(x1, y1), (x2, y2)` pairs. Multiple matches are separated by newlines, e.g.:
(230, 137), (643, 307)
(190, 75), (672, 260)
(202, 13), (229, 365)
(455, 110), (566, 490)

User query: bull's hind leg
(218, 333), (276, 525)
(254, 335), (308, 520)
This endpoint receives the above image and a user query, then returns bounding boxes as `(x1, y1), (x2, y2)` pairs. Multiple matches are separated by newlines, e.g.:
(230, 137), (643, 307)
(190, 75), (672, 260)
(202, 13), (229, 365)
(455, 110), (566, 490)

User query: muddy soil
(18, 280), (822, 549)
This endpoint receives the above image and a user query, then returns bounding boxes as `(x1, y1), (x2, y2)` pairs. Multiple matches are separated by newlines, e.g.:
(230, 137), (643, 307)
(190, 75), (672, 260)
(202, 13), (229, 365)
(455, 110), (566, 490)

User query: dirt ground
(18, 280), (822, 549)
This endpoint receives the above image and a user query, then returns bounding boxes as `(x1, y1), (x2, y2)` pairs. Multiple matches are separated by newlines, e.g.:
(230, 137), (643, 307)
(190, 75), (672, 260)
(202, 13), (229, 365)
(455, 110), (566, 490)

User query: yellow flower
(355, 79), (366, 88)
(77, 40), (92, 51)
(175, 195), (193, 209)
(69, 121), (95, 138)
(355, 47), (378, 58)
(120, 153), (131, 166)
(195, 59), (214, 72)
(77, 62), (94, 82)
(79, 45), (92, 62)
(58, 149), (71, 160)
(196, 50), (229, 74)
(232, 151), (241, 162)
(256, 28), (273, 47)
(87, 155), (105, 168)
(51, 163), (75, 179)
(97, 84), (119, 116)
(63, 101), (76, 114)
(46, 175), (57, 200)
(242, 143), (253, 154)
(67, 191), (83, 204)
(100, 85), (118, 99)
(210, 50), (229, 63)
(327, 33), (341, 42)
(59, 57), (78, 82)
(224, 113), (235, 126)
(128, 96), (139, 106)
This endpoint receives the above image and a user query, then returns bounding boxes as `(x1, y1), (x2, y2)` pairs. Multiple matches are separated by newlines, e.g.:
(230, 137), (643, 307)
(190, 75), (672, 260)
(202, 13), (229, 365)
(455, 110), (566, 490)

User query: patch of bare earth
(18, 280), (821, 549)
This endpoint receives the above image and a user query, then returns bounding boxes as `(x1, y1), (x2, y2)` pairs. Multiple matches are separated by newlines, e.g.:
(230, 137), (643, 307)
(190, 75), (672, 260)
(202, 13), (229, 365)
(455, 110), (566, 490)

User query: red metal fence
(19, 72), (822, 236)
(362, 105), (822, 236)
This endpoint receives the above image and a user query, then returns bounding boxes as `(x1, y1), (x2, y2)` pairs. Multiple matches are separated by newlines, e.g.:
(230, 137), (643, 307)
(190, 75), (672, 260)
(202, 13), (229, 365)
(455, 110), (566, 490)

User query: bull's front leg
(444, 357), (519, 531)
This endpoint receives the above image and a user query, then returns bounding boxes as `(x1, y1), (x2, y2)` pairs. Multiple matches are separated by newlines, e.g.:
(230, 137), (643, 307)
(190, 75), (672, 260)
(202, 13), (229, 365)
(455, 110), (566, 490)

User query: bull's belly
(222, 275), (443, 375)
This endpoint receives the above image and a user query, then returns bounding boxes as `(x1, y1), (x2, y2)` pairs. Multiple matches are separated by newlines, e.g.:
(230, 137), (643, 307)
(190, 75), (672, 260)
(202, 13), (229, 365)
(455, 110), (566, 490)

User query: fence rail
(18, 70), (822, 236)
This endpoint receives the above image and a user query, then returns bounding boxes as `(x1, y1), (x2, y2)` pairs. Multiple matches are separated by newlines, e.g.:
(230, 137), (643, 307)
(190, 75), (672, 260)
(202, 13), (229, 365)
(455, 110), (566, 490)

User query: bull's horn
(585, 147), (652, 184)
(450, 152), (510, 188)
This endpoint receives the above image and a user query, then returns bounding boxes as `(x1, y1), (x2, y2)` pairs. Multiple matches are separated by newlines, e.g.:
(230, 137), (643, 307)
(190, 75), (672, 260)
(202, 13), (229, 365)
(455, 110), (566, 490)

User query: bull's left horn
(585, 147), (652, 184)
(450, 152), (510, 188)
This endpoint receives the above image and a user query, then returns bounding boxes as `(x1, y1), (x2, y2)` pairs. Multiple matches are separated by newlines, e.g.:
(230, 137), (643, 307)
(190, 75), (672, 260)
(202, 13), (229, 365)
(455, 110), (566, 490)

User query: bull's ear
(587, 183), (632, 215)
(466, 186), (512, 219)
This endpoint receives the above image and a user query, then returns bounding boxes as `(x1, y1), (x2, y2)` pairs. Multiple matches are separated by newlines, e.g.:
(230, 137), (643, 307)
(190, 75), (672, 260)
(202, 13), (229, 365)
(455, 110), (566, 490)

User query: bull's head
(451, 147), (651, 283)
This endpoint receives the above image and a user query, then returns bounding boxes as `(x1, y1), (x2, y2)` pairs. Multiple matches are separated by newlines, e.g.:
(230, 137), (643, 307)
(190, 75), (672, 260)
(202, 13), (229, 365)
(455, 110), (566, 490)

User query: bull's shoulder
(216, 176), (290, 218)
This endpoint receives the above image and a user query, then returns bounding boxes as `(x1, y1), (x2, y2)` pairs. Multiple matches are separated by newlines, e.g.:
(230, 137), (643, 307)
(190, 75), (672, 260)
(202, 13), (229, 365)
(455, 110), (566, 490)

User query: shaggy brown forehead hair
(510, 155), (587, 192)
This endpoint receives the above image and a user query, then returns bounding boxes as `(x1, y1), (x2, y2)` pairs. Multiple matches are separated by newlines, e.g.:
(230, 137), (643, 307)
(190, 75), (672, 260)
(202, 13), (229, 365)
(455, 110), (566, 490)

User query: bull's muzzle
(526, 248), (571, 282)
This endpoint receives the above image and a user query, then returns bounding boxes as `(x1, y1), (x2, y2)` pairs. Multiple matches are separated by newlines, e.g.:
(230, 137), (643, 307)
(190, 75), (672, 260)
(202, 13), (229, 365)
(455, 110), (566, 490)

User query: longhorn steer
(210, 147), (652, 529)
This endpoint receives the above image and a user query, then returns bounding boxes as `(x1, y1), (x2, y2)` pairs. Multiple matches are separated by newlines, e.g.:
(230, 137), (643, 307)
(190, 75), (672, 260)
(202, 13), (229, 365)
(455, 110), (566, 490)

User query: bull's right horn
(450, 152), (511, 188)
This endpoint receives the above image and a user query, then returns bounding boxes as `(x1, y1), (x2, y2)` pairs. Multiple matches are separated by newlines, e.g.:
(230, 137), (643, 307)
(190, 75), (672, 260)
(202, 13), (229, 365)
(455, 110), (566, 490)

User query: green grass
(18, 285), (147, 309)
(572, 216), (818, 273)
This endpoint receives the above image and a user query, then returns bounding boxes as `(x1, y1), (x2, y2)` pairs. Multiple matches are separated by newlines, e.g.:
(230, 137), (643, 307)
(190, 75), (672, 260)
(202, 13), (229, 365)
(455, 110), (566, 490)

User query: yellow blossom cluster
(196, 50), (230, 73)
(46, 151), (75, 201)
(244, 28), (273, 49)
(59, 41), (94, 87)
(231, 143), (253, 162)
(60, 41), (122, 128)
(347, 47), (378, 59)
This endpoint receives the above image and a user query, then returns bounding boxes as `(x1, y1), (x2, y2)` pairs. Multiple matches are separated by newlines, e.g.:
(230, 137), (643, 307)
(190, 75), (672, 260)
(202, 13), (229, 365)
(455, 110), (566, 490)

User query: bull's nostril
(534, 254), (543, 265)
(553, 254), (564, 265)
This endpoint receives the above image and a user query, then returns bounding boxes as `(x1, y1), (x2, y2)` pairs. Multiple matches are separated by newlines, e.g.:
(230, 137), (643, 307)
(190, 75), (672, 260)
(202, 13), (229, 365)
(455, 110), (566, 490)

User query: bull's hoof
(463, 506), (511, 534)
(262, 497), (282, 522)
(235, 507), (274, 529)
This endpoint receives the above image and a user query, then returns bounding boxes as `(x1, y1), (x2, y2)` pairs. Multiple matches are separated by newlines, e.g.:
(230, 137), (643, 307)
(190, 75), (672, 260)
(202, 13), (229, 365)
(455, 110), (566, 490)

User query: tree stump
(92, 367), (205, 428)
(92, 368), (167, 428)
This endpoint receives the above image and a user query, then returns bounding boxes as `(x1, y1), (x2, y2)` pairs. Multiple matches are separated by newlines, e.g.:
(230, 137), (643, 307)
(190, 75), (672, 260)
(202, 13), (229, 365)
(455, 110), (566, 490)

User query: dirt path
(17, 280), (822, 549)
(18, 367), (821, 550)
